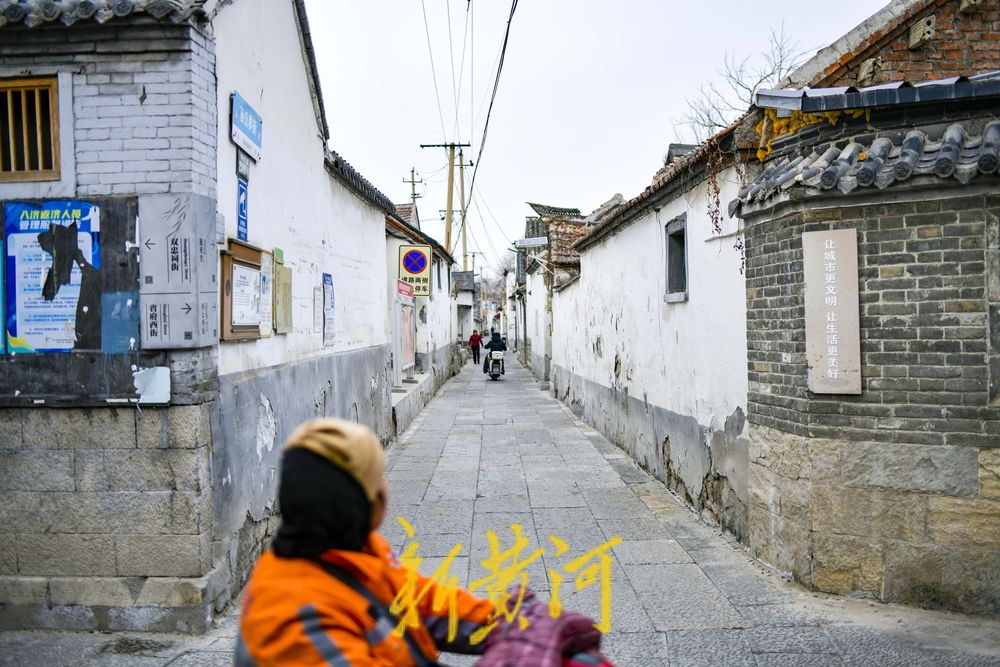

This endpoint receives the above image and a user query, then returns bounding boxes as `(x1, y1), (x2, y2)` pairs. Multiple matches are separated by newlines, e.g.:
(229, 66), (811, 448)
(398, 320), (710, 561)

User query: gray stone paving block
(573, 473), (629, 490)
(664, 628), (756, 666)
(597, 517), (673, 541)
(599, 632), (670, 666)
(474, 494), (531, 514)
(613, 539), (692, 565)
(583, 487), (640, 503)
(518, 439), (557, 454)
(754, 654), (845, 667)
(423, 483), (478, 502)
(529, 488), (588, 509)
(412, 501), (475, 535)
(556, 575), (654, 633)
(413, 555), (471, 589)
(403, 532), (471, 558)
(532, 508), (605, 544)
(736, 603), (827, 628)
(745, 625), (837, 654)
(0, 631), (107, 665)
(162, 651), (231, 666)
(699, 569), (793, 607)
(625, 564), (745, 630)
(824, 626), (999, 667)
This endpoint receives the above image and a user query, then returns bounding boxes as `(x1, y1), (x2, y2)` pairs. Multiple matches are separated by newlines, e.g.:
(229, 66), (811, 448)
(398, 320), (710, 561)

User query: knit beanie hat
(284, 418), (385, 501)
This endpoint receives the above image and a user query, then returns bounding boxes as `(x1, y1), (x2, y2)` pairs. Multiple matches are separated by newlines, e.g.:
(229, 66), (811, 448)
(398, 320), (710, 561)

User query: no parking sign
(398, 244), (432, 296)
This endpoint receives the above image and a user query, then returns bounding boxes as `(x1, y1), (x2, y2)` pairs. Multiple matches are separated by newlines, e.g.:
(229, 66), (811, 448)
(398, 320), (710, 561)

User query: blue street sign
(237, 177), (248, 241)
(231, 92), (262, 160)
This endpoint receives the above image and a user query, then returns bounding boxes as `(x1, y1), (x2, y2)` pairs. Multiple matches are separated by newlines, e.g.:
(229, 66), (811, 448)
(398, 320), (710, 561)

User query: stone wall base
(748, 423), (1000, 617)
(549, 363), (750, 540)
(0, 560), (230, 633)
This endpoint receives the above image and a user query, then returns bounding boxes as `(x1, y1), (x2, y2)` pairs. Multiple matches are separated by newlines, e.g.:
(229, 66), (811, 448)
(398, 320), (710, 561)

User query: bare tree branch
(677, 23), (810, 144)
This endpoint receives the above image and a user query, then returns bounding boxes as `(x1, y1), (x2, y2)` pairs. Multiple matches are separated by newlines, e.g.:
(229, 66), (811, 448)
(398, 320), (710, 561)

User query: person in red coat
(468, 330), (483, 364)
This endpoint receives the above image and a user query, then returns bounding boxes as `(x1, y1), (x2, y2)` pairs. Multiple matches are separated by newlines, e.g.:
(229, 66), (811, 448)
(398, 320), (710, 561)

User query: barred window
(0, 78), (60, 182)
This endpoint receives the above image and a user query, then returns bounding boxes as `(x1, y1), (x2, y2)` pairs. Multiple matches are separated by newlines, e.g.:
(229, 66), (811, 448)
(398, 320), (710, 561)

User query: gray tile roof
(0, 0), (206, 27)
(527, 202), (582, 219)
(756, 71), (1000, 113)
(325, 150), (397, 217)
(729, 120), (1000, 218)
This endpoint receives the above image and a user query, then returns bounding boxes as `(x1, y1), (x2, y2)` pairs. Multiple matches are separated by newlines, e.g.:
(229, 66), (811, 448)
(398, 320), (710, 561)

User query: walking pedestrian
(469, 329), (482, 364)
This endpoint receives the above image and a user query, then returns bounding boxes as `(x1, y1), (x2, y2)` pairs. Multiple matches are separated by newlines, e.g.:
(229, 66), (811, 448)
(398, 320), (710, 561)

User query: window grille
(0, 77), (60, 182)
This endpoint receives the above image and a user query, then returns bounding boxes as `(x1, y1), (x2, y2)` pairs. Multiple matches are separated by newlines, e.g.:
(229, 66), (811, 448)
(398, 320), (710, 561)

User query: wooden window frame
(664, 213), (688, 303)
(0, 77), (60, 183)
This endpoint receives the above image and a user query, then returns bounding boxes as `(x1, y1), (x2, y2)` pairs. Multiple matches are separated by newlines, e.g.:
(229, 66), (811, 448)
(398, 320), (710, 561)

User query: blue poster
(4, 200), (101, 353)
(237, 177), (248, 241)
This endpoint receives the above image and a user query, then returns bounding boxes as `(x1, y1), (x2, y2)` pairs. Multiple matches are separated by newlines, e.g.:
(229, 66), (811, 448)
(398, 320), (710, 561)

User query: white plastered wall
(213, 0), (388, 376)
(551, 168), (747, 430)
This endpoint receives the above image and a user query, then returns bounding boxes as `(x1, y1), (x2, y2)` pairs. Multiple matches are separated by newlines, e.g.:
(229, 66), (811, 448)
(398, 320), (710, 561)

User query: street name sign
(230, 91), (262, 160)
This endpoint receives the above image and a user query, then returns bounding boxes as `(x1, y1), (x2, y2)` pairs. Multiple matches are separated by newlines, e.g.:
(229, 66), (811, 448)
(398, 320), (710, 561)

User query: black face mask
(272, 448), (372, 558)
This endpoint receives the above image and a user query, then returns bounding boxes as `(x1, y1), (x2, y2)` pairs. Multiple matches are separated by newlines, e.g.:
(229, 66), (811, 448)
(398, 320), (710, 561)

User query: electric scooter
(488, 350), (504, 380)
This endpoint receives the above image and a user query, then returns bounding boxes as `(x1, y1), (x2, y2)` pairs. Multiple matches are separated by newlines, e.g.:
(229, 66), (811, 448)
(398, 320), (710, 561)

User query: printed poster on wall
(322, 272), (335, 348)
(259, 251), (273, 337)
(312, 286), (323, 333)
(4, 200), (101, 353)
(231, 263), (261, 327)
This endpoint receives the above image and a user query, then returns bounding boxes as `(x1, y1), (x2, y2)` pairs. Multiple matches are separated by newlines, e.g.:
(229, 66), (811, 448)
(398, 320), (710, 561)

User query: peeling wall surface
(550, 169), (750, 535)
(212, 343), (393, 597)
(213, 0), (389, 377)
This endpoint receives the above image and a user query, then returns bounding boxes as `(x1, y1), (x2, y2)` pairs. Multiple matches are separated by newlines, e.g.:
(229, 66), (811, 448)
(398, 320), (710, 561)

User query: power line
(446, 0), (458, 131)
(466, 0), (518, 222)
(420, 0), (448, 141)
(451, 1), (471, 140)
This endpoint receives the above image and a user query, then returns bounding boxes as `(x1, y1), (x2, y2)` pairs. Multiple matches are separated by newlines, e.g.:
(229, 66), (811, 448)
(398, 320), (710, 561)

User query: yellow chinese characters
(390, 518), (622, 643)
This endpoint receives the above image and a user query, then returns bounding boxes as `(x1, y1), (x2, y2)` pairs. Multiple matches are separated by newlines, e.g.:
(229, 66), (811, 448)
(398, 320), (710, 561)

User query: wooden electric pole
(402, 167), (423, 207)
(459, 149), (469, 270)
(419, 142), (469, 256)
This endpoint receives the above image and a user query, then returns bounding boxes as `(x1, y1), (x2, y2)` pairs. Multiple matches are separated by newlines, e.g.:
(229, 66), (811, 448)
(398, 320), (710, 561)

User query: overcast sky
(304, 1), (884, 277)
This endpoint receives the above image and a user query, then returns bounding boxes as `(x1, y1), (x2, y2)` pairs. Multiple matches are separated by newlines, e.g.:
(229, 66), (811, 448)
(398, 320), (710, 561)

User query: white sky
(304, 1), (885, 278)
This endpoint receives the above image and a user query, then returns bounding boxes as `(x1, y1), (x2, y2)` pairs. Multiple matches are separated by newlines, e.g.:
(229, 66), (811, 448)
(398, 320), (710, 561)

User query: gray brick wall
(0, 20), (216, 199)
(744, 193), (1000, 448)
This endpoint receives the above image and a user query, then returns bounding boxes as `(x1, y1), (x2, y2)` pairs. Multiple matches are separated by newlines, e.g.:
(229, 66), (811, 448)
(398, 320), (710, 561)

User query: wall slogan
(802, 228), (861, 394)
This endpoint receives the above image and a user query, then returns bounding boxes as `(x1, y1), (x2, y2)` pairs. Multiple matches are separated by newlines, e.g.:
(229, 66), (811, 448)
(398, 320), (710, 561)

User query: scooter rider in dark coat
(483, 331), (507, 375)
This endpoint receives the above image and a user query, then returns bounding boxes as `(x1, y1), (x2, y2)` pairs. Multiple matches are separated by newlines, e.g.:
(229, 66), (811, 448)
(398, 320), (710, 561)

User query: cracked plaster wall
(551, 169), (750, 535)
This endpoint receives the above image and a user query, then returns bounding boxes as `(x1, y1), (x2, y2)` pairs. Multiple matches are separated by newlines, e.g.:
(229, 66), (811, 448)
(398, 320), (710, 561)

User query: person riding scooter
(483, 331), (507, 375)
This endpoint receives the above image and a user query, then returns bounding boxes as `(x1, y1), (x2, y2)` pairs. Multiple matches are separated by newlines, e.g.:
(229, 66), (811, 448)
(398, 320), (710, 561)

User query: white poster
(313, 286), (323, 332)
(322, 272), (335, 348)
(259, 252), (273, 337)
(231, 264), (261, 327)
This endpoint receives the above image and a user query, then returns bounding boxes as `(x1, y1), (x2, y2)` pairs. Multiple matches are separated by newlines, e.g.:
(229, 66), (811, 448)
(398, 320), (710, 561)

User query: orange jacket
(237, 532), (495, 666)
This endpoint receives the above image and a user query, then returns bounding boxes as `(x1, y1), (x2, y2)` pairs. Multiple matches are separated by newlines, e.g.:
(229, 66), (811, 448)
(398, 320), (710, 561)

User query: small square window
(0, 77), (60, 182)
(665, 214), (687, 303)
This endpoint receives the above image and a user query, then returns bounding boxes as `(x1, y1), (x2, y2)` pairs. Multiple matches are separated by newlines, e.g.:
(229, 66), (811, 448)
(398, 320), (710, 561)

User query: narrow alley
(3, 362), (998, 666)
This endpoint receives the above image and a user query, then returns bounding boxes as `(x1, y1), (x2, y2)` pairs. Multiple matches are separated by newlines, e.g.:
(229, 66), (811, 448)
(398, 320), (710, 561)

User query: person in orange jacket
(236, 418), (496, 666)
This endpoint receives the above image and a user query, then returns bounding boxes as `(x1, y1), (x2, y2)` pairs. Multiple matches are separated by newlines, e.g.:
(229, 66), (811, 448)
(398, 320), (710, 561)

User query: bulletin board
(221, 238), (263, 341)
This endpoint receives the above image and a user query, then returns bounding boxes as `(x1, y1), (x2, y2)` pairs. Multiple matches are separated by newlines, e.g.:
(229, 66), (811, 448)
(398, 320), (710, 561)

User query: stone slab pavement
(3, 361), (999, 666)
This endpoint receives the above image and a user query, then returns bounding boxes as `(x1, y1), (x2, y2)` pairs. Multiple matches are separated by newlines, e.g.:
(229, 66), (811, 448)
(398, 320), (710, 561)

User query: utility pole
(402, 167), (422, 207)
(419, 142), (469, 257)
(458, 151), (474, 271)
